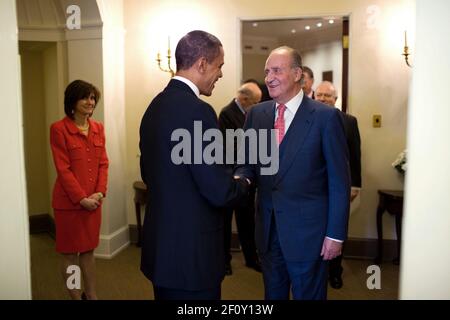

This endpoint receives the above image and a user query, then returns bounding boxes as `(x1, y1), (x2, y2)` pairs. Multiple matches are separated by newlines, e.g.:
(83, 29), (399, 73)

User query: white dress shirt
(172, 76), (200, 98)
(274, 89), (304, 133)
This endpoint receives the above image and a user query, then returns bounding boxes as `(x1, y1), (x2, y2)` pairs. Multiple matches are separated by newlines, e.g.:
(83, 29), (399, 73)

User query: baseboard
(29, 213), (55, 238)
(345, 237), (399, 262)
(129, 224), (139, 244)
(95, 226), (130, 259)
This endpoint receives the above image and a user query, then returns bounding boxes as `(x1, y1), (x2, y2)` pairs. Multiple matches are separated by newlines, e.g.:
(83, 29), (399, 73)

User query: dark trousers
(329, 254), (343, 278)
(224, 187), (258, 265)
(260, 214), (328, 300)
(153, 284), (221, 300)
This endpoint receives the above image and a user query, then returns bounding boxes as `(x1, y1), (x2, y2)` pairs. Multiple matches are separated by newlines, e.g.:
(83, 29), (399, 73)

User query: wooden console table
(375, 189), (404, 265)
(133, 181), (147, 247)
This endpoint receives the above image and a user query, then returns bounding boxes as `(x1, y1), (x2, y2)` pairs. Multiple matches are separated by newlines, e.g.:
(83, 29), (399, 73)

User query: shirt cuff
(326, 236), (343, 243)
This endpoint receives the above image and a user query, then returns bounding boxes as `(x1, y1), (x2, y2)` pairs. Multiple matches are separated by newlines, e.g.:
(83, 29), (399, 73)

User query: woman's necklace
(76, 123), (89, 132)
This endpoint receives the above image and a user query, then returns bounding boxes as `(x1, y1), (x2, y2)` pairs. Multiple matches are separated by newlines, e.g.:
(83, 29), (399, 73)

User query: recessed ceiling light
(291, 29), (297, 34)
(317, 22), (323, 27)
(329, 19), (335, 24)
(305, 25), (311, 30)
(252, 22), (258, 27)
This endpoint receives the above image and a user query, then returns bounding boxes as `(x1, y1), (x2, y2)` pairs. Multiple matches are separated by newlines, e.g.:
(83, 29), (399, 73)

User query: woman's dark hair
(64, 80), (101, 118)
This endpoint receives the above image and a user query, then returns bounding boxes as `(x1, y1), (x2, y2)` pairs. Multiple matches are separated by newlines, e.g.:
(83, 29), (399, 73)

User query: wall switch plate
(373, 115), (382, 128)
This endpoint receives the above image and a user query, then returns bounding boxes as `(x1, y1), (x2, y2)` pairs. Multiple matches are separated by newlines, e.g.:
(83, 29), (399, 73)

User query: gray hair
(272, 46), (302, 69)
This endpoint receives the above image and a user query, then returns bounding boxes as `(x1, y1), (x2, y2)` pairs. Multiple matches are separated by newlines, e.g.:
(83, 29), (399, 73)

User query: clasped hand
(80, 193), (103, 211)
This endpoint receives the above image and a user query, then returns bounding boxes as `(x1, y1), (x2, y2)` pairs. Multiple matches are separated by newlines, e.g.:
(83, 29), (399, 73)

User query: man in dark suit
(302, 66), (315, 99)
(235, 46), (350, 300)
(139, 30), (249, 300)
(218, 82), (262, 275)
(315, 81), (362, 289)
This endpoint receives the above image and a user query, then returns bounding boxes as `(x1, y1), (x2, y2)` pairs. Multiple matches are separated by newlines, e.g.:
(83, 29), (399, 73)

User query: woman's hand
(80, 198), (100, 211)
(88, 192), (104, 202)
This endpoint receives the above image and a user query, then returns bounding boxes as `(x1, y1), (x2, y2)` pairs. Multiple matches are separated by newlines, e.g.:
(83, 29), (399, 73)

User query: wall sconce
(156, 37), (175, 77)
(402, 31), (412, 67)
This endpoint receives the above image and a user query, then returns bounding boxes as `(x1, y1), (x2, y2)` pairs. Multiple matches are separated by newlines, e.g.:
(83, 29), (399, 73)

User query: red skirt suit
(50, 117), (109, 253)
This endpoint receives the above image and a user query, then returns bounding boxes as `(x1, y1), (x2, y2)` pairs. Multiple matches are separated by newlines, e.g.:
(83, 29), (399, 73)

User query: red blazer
(50, 117), (109, 210)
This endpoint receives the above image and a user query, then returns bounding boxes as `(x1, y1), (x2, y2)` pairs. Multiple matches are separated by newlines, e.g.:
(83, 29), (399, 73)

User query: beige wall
(20, 42), (67, 220)
(96, 0), (130, 251)
(67, 39), (104, 122)
(124, 0), (414, 240)
(302, 40), (343, 108)
(20, 49), (51, 217)
(243, 53), (272, 83)
(20, 43), (61, 219)
(43, 43), (64, 217)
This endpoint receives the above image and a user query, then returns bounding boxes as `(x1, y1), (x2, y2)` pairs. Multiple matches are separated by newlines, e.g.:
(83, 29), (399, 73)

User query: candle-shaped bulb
(404, 30), (408, 47)
(168, 36), (171, 56)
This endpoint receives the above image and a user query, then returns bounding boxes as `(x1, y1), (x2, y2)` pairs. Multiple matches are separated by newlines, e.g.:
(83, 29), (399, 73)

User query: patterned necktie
(274, 104), (287, 145)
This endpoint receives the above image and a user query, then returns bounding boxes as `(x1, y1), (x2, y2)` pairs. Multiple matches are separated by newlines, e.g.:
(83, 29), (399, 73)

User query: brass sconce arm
(403, 31), (412, 68)
(156, 37), (175, 77)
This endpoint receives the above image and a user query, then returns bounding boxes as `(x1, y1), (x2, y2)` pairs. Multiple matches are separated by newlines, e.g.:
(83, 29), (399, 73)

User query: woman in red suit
(50, 80), (108, 300)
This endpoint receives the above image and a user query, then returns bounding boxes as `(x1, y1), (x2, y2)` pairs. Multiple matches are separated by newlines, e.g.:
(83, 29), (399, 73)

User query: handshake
(234, 175), (251, 186)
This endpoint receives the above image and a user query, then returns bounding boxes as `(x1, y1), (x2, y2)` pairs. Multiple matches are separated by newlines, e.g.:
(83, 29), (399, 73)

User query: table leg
(393, 212), (403, 265)
(135, 201), (142, 247)
(375, 205), (384, 264)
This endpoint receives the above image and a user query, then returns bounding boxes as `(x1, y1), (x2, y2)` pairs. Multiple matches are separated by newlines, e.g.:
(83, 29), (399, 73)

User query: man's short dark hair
(175, 30), (223, 71)
(64, 80), (101, 119)
(302, 66), (314, 79)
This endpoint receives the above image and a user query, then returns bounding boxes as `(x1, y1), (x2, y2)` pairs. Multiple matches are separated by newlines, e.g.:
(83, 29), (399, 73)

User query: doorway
(19, 41), (60, 234)
(241, 16), (349, 111)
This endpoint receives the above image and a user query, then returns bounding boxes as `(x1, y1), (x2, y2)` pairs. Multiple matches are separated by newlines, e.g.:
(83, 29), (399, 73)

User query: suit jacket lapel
(261, 102), (276, 130)
(257, 103), (277, 185)
(274, 98), (315, 186)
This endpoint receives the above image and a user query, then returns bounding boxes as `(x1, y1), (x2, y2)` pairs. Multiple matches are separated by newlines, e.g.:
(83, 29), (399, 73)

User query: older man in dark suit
(236, 47), (350, 300)
(218, 82), (262, 275)
(139, 30), (249, 300)
(315, 80), (362, 289)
